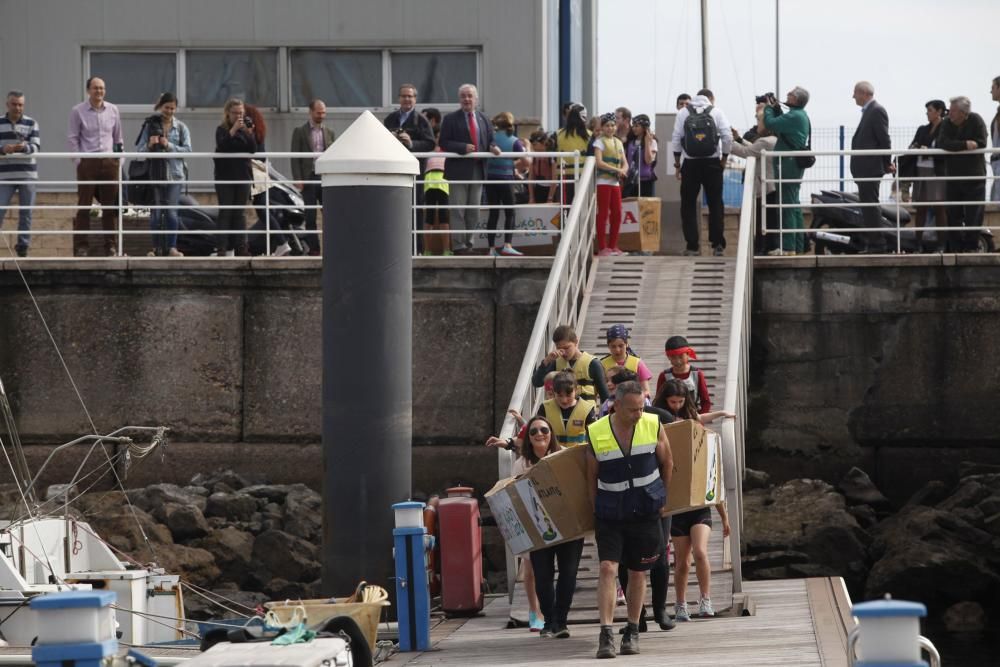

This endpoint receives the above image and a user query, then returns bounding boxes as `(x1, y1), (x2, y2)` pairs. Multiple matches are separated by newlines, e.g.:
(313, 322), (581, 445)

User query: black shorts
(670, 507), (713, 537)
(595, 516), (665, 571)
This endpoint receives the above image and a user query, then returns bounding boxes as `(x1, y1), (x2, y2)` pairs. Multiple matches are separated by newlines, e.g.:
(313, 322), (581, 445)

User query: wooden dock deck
(386, 577), (853, 667)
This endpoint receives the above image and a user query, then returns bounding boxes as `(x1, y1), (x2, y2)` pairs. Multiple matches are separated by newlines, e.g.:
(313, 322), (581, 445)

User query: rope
(110, 604), (202, 639)
(0, 436), (60, 581)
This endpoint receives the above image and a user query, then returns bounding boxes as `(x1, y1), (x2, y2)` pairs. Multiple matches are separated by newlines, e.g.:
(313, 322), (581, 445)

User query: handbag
(127, 159), (154, 206)
(793, 121), (815, 169)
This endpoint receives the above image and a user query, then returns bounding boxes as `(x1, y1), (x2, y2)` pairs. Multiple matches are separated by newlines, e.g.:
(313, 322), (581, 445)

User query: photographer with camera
(384, 85), (436, 253)
(136, 92), (191, 257)
(760, 87), (812, 255)
(213, 97), (257, 256)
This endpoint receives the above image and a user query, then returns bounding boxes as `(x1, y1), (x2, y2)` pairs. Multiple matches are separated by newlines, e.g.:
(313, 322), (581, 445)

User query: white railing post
(116, 160), (124, 256)
(264, 157), (271, 255)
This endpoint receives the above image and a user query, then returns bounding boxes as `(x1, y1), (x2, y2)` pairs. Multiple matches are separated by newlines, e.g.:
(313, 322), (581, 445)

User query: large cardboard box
(485, 445), (593, 554)
(663, 420), (724, 515)
(617, 197), (662, 252)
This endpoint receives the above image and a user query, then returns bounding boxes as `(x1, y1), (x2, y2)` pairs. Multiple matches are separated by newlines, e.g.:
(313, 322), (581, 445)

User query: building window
(290, 50), (382, 108)
(88, 52), (177, 107)
(186, 50), (278, 108)
(390, 51), (477, 105)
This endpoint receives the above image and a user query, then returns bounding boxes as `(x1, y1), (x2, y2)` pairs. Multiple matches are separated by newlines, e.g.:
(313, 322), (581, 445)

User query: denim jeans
(0, 181), (36, 250)
(151, 183), (182, 251)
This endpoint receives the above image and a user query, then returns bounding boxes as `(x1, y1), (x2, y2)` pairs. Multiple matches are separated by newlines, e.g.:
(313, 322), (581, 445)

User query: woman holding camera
(214, 98), (257, 256)
(137, 92), (191, 257)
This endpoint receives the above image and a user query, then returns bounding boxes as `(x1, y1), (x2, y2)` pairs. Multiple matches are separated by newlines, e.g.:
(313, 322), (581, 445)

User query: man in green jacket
(761, 87), (811, 255)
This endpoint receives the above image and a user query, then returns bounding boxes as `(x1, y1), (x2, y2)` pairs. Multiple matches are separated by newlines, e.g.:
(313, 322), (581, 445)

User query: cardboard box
(485, 445), (593, 554)
(617, 197), (662, 252)
(663, 420), (724, 515)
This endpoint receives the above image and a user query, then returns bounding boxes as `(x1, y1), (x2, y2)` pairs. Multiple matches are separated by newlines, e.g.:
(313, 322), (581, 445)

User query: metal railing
(0, 150), (582, 259)
(760, 146), (1000, 254)
(719, 157), (757, 593)
(495, 156), (597, 597)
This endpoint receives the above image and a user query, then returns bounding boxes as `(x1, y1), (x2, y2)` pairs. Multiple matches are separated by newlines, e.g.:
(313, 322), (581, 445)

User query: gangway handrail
(719, 157), (757, 594)
(495, 157), (597, 598)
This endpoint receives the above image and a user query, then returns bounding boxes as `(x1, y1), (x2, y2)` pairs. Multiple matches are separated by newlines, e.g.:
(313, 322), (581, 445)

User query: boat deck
(385, 577), (854, 667)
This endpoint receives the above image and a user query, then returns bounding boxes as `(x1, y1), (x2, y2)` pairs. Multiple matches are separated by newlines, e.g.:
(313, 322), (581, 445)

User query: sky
(596, 0), (999, 133)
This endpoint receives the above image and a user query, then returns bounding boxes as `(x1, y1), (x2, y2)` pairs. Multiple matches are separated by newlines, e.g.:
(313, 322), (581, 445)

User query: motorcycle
(808, 189), (995, 254)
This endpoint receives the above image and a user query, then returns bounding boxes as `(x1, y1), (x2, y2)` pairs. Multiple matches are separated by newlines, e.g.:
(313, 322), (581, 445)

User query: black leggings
(485, 182), (515, 247)
(618, 514), (671, 614)
(215, 183), (250, 252)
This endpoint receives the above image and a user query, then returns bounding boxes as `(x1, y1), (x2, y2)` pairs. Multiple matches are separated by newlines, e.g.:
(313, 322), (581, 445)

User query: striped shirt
(0, 113), (40, 181)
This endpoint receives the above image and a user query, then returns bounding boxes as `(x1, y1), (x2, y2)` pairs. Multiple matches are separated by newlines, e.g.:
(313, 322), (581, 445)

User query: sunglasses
(529, 426), (551, 436)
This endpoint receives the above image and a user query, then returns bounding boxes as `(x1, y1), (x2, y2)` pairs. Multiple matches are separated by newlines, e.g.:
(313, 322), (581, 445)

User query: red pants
(596, 184), (622, 250)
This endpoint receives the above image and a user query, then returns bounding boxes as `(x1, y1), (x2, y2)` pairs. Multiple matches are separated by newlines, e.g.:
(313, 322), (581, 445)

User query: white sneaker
(698, 598), (715, 617)
(224, 249), (235, 257)
(674, 601), (690, 622)
(272, 242), (291, 257)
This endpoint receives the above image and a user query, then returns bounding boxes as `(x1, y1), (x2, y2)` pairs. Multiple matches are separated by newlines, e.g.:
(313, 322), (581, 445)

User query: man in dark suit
(384, 84), (437, 253)
(850, 81), (894, 253)
(291, 99), (335, 255)
(438, 84), (500, 253)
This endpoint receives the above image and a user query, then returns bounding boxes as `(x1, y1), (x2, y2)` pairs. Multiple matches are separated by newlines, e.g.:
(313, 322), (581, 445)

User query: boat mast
(700, 0), (710, 89)
(775, 0), (781, 95)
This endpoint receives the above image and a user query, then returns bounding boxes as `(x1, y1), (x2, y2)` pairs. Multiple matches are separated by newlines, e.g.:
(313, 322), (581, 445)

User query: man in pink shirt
(67, 77), (122, 256)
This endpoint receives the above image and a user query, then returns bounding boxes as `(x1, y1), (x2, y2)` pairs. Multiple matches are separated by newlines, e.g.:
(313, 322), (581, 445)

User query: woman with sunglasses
(486, 415), (585, 638)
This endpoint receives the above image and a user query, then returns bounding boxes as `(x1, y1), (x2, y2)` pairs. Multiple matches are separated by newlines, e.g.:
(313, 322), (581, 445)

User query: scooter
(809, 190), (994, 254)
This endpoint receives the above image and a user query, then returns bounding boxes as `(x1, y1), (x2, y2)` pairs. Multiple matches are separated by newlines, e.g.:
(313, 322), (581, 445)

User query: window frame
(85, 46), (479, 112)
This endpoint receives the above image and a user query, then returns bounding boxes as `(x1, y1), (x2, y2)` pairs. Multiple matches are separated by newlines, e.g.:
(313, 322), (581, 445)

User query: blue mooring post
(30, 590), (119, 667)
(839, 125), (846, 191)
(392, 501), (432, 652)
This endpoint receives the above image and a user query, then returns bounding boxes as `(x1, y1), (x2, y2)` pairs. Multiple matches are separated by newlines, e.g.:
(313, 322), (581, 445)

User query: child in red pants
(593, 112), (629, 256)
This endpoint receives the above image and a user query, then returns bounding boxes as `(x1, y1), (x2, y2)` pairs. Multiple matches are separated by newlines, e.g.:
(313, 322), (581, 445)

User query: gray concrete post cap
(315, 110), (419, 185)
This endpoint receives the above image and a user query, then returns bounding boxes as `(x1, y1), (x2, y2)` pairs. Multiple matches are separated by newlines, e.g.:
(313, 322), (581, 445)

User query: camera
(243, 115), (254, 129)
(144, 113), (166, 150)
(755, 93), (779, 106)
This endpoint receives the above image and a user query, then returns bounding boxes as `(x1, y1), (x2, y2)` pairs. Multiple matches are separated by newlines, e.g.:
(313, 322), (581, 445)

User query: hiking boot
(653, 607), (675, 631)
(595, 627), (616, 659)
(620, 607), (648, 633)
(698, 597), (715, 618)
(539, 623), (554, 638)
(620, 625), (640, 655)
(528, 610), (544, 632)
(674, 602), (690, 622)
(552, 624), (570, 639)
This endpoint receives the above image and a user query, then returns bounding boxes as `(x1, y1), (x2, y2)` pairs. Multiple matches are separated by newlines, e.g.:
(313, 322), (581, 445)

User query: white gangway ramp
(499, 156), (755, 623)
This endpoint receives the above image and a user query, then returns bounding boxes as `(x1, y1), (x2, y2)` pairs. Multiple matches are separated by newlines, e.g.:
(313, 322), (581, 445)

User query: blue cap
(392, 501), (426, 510)
(30, 590), (117, 610)
(852, 599), (926, 619)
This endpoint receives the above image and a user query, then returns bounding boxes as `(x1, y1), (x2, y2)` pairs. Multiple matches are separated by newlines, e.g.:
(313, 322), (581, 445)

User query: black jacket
(851, 101), (892, 178)
(214, 125), (257, 182)
(438, 109), (495, 181)
(938, 113), (988, 177)
(383, 109), (436, 153)
(905, 122), (946, 176)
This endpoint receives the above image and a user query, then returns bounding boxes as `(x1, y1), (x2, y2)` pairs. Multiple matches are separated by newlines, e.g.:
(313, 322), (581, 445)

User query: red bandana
(665, 346), (697, 360)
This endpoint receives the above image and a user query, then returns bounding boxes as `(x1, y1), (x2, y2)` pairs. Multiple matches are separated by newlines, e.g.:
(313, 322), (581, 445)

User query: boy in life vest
(532, 324), (609, 403)
(487, 371), (597, 451)
(601, 324), (654, 397)
(654, 335), (712, 414)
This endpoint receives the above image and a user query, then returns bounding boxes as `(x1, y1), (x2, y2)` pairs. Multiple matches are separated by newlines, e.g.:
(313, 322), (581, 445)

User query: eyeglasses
(529, 426), (551, 436)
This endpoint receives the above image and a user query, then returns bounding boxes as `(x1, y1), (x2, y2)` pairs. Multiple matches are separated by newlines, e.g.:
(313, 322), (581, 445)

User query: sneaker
(539, 623), (554, 639)
(766, 248), (785, 256)
(712, 246), (725, 257)
(74, 247), (89, 257)
(595, 627), (616, 659)
(500, 245), (524, 256)
(674, 602), (690, 622)
(146, 249), (158, 257)
(528, 611), (544, 632)
(14, 246), (27, 258)
(272, 242), (291, 257)
(698, 598), (715, 618)
(552, 624), (570, 639)
(620, 625), (640, 655)
(682, 248), (699, 256)
(168, 247), (184, 257)
(610, 247), (624, 256)
(224, 249), (236, 257)
(598, 248), (614, 257)
(615, 584), (626, 606)
(488, 248), (499, 257)
(442, 249), (455, 256)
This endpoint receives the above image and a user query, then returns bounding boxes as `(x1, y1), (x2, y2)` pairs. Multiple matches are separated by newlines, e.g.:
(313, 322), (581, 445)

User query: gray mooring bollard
(315, 111), (419, 598)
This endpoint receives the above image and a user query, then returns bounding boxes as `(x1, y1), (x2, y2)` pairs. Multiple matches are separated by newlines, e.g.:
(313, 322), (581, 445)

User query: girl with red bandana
(654, 335), (712, 414)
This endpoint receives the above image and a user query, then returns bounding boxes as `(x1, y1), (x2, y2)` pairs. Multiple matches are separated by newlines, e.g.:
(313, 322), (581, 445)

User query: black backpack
(682, 105), (719, 158)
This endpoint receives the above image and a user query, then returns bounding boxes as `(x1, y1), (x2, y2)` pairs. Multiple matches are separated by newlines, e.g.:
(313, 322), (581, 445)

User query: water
(923, 618), (1000, 666)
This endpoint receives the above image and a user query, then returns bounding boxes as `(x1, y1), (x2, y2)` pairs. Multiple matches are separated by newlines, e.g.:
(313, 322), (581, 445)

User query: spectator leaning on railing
(761, 86), (811, 256)
(0, 90), (40, 258)
(67, 76), (123, 257)
(937, 95), (988, 253)
(989, 76), (1000, 202)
